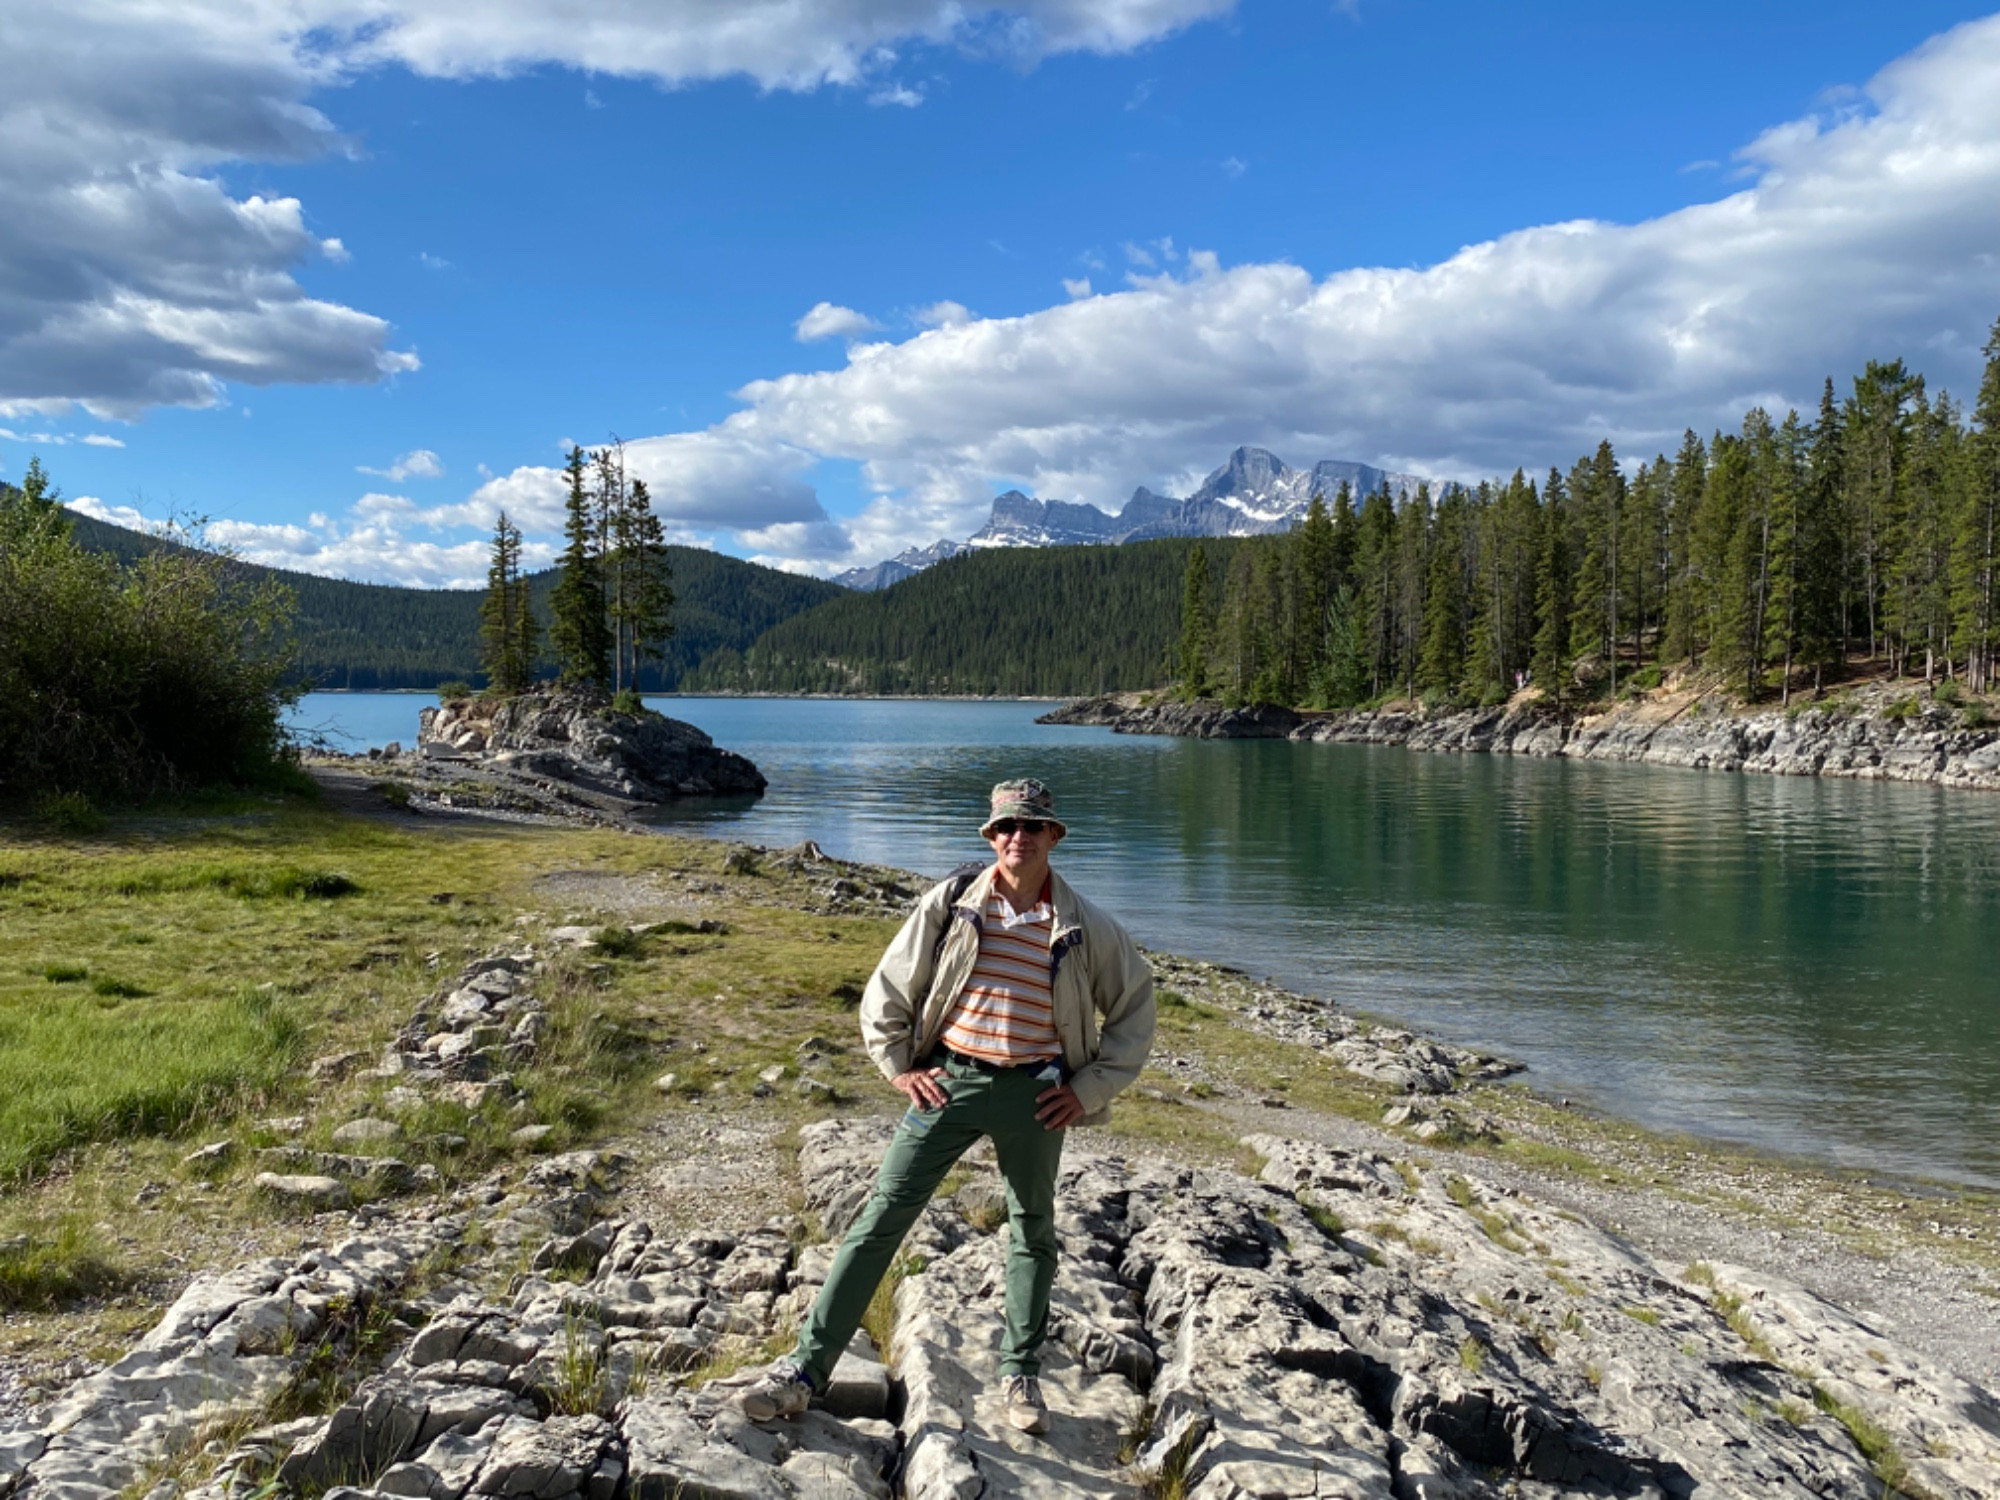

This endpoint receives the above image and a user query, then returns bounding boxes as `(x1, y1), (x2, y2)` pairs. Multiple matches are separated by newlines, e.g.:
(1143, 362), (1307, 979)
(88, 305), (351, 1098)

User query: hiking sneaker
(738, 1360), (816, 1421)
(1002, 1374), (1050, 1435)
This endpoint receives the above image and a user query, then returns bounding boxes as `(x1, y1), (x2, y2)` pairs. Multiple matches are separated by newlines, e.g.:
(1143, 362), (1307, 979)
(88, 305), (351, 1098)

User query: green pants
(794, 1054), (1067, 1383)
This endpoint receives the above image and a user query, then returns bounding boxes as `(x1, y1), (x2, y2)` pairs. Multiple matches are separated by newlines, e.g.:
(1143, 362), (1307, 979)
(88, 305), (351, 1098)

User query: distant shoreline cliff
(1041, 687), (2000, 793)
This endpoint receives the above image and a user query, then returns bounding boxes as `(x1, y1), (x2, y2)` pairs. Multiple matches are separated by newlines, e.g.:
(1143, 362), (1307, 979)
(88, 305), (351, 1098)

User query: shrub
(33, 791), (104, 834)
(0, 468), (300, 803)
(1963, 701), (1991, 730)
(610, 688), (645, 715)
(435, 680), (475, 702)
(1934, 679), (1962, 705)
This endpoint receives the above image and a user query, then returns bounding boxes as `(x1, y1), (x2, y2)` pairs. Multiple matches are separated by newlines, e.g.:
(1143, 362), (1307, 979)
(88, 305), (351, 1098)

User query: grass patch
(1458, 1336), (1487, 1374)
(1708, 1287), (1779, 1364)
(1443, 1174), (1528, 1251)
(100, 861), (359, 900)
(1620, 1304), (1662, 1327)
(40, 962), (87, 983)
(0, 986), (301, 1181)
(544, 1312), (608, 1416)
(1302, 1200), (1344, 1239)
(861, 1253), (926, 1358)
(1813, 1387), (1918, 1496)
(0, 1218), (125, 1312)
(685, 1330), (794, 1390)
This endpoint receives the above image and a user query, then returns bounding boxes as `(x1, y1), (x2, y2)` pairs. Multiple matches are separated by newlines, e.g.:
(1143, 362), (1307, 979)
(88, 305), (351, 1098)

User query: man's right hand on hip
(893, 1066), (949, 1110)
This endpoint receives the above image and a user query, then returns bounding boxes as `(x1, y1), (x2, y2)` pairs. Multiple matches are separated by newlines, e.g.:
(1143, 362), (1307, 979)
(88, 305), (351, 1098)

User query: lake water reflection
(289, 692), (2000, 1185)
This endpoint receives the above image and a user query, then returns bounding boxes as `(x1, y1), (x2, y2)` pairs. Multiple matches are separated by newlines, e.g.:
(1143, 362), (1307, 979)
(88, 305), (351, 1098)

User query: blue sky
(6, 1), (2000, 584)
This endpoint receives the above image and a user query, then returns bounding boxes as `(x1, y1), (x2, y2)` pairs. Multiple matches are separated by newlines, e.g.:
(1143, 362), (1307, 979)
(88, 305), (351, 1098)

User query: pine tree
(478, 511), (537, 696)
(1845, 359), (1919, 661)
(1418, 486), (1469, 698)
(1293, 494), (1336, 690)
(610, 477), (676, 693)
(1177, 543), (1215, 697)
(1568, 441), (1625, 691)
(1531, 470), (1573, 703)
(1661, 431), (1707, 665)
(1355, 485), (1397, 697)
(1761, 414), (1808, 703)
(1955, 319), (2000, 693)
(548, 445), (612, 688)
(1794, 382), (1847, 693)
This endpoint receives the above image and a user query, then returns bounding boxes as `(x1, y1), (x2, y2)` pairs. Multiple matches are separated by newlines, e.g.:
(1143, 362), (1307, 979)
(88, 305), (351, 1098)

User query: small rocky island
(324, 689), (766, 825)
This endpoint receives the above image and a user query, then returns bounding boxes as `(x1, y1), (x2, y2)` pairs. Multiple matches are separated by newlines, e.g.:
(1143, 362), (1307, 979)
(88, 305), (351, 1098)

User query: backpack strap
(925, 860), (989, 991)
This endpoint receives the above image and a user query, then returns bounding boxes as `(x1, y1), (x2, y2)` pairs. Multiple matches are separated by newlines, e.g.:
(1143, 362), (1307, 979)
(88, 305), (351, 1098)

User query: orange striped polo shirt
(938, 884), (1061, 1065)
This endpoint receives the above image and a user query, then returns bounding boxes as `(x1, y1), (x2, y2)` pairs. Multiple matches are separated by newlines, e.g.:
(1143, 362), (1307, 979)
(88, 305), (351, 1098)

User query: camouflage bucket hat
(979, 778), (1068, 837)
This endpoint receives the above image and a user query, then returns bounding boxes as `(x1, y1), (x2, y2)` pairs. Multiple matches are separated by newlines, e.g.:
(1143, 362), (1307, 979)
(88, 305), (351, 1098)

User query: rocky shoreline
(1042, 687), (2000, 791)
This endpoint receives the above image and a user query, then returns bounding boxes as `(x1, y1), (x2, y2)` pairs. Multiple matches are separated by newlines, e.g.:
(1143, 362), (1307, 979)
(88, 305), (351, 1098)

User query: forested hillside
(1176, 327), (2000, 712)
(683, 538), (1251, 695)
(65, 512), (844, 691)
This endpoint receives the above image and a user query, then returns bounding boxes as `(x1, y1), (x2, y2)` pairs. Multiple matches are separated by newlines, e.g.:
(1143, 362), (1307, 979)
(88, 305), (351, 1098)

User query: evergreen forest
(1175, 327), (2000, 714)
(66, 511), (843, 692)
(682, 538), (1246, 696)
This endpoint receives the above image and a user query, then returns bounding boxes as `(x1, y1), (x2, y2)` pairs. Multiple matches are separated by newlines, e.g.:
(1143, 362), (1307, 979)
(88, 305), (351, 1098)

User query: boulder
(331, 1117), (403, 1147)
(255, 1172), (351, 1211)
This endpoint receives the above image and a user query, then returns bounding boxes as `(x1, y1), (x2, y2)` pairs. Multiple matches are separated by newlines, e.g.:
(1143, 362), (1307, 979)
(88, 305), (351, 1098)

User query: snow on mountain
(832, 449), (1432, 588)
(967, 490), (1126, 548)
(831, 537), (969, 591)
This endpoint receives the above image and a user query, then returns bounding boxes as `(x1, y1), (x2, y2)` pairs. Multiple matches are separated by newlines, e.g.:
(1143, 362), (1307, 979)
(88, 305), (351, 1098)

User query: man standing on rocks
(740, 778), (1155, 1436)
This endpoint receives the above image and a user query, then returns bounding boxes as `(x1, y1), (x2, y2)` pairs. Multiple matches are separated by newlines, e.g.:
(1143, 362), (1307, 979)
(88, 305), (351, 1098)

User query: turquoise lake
(290, 692), (2000, 1187)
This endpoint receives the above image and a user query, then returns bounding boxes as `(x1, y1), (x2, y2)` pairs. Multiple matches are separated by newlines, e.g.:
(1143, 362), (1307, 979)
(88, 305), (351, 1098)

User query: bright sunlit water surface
(291, 692), (2000, 1186)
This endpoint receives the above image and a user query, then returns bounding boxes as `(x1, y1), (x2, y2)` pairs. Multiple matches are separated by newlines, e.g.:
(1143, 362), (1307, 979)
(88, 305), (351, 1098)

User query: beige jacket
(858, 864), (1155, 1125)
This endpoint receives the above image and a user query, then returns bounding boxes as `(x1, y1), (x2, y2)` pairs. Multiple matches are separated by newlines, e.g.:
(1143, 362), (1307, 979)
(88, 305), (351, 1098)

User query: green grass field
(0, 793), (899, 1318)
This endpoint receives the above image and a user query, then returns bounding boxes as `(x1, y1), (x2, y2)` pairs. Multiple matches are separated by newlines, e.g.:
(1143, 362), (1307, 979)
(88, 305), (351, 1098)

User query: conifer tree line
(1178, 321), (2000, 710)
(486, 442), (677, 696)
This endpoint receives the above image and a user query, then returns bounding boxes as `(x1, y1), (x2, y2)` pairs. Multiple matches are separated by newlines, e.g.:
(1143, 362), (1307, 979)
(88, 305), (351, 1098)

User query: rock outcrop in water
(310, 689), (766, 826)
(419, 690), (766, 801)
(1042, 690), (2000, 791)
(7, 1116), (1997, 1499)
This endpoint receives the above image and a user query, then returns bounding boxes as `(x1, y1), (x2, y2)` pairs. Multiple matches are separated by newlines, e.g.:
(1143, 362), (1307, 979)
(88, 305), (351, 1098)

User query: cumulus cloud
(869, 83), (925, 108)
(358, 447), (445, 481)
(795, 302), (882, 342)
(65, 488), (559, 590)
(913, 300), (974, 328)
(594, 11), (2000, 575)
(1, 1), (1237, 419)
(1062, 277), (1093, 299)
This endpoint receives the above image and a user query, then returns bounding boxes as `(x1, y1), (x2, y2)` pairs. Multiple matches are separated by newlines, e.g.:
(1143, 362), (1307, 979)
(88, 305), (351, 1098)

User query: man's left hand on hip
(1033, 1082), (1085, 1130)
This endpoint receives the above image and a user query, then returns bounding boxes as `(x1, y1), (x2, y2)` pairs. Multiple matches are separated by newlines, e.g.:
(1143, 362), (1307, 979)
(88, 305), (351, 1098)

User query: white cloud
(418, 252), (453, 271)
(1062, 277), (1093, 299)
(358, 447), (445, 481)
(1, 1), (1235, 419)
(65, 490), (557, 590)
(1221, 155), (1246, 177)
(913, 300), (974, 328)
(869, 83), (925, 107)
(0, 426), (128, 448)
(592, 13), (2000, 575)
(795, 302), (882, 342)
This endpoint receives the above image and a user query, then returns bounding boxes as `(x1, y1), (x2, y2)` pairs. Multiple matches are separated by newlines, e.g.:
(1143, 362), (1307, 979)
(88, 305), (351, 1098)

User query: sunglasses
(989, 818), (1053, 837)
